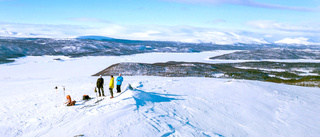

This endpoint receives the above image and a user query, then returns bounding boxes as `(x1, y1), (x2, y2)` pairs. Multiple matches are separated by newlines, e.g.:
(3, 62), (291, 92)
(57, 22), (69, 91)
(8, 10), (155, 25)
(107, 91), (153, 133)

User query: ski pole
(63, 86), (66, 97)
(95, 87), (98, 102)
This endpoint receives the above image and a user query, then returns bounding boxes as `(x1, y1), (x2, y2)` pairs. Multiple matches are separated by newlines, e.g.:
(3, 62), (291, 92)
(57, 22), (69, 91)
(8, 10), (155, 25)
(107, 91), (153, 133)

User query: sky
(0, 0), (320, 44)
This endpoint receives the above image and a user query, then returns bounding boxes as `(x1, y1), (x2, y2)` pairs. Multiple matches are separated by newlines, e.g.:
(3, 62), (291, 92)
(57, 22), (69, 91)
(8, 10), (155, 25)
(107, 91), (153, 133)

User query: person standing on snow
(116, 73), (123, 93)
(109, 75), (114, 99)
(96, 75), (105, 97)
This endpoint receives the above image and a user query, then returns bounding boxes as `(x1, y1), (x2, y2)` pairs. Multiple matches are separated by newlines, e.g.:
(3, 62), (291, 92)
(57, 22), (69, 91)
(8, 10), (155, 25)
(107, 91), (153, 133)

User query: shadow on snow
(131, 89), (184, 110)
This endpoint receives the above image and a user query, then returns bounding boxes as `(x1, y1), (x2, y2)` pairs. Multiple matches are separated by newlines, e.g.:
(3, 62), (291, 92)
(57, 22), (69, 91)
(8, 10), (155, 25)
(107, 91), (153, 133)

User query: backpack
(83, 95), (90, 100)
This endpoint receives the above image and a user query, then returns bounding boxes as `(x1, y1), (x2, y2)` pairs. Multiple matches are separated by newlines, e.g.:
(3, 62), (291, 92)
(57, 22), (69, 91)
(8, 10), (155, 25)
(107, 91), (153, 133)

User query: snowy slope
(0, 52), (320, 137)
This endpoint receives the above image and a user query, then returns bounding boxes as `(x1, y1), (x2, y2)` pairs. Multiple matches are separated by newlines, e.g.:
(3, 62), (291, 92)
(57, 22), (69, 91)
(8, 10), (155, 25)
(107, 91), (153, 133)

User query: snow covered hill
(0, 36), (320, 64)
(0, 37), (262, 64)
(210, 48), (320, 60)
(0, 52), (320, 137)
(2, 37), (320, 65)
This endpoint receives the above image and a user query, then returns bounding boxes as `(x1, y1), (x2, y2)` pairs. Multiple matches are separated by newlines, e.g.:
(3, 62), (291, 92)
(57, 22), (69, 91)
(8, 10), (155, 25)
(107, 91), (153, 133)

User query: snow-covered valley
(1, 51), (320, 137)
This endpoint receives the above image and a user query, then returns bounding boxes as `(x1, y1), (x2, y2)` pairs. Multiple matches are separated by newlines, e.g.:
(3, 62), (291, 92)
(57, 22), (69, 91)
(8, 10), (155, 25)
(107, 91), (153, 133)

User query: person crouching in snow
(109, 75), (114, 99)
(96, 75), (105, 97)
(66, 95), (76, 106)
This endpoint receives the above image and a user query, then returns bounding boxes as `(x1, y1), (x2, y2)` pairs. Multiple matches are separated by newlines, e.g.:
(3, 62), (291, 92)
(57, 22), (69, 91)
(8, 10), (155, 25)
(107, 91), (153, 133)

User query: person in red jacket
(66, 95), (76, 106)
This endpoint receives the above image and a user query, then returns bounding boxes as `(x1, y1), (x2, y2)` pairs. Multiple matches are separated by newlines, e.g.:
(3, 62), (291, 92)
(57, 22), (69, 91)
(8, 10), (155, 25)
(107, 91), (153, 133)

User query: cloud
(275, 37), (320, 45)
(1, 21), (320, 44)
(0, 22), (269, 44)
(67, 17), (111, 24)
(0, 22), (93, 38)
(241, 1), (317, 11)
(105, 25), (269, 44)
(162, 0), (317, 12)
(244, 20), (320, 43)
(246, 20), (320, 33)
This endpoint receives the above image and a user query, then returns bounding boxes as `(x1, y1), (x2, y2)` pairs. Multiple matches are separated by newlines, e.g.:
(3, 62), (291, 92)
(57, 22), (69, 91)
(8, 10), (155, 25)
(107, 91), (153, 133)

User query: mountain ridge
(1, 36), (320, 64)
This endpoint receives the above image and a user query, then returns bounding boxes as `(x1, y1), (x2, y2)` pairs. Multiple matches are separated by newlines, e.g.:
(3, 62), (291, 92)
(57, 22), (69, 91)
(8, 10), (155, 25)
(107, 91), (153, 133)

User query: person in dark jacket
(116, 73), (123, 93)
(96, 75), (105, 97)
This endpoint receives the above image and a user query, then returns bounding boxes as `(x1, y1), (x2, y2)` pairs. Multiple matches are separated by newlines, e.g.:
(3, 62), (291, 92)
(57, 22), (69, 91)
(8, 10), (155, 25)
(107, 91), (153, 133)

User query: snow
(235, 66), (287, 72)
(1, 51), (320, 137)
(234, 67), (320, 76)
(290, 68), (319, 76)
(213, 73), (225, 78)
(267, 74), (294, 80)
(209, 59), (320, 63)
(298, 73), (318, 76)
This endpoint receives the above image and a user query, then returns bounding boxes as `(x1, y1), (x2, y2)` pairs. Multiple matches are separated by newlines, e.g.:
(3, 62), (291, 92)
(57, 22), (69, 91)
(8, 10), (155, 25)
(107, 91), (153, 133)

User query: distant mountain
(1, 36), (320, 64)
(0, 37), (234, 64)
(210, 48), (320, 60)
(76, 36), (114, 40)
(76, 35), (154, 44)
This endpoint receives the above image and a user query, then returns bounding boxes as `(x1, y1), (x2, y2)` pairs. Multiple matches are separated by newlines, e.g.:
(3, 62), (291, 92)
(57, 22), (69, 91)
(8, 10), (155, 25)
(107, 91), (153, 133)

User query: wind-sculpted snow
(210, 48), (320, 60)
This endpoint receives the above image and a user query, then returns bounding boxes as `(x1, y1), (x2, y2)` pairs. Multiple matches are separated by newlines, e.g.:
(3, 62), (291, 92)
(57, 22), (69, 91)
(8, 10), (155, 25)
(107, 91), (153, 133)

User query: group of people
(96, 73), (124, 99)
(65, 73), (124, 106)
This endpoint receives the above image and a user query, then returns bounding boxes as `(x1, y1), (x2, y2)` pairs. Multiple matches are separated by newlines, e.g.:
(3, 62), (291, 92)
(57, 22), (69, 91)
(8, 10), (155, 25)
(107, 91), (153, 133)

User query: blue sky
(0, 0), (320, 43)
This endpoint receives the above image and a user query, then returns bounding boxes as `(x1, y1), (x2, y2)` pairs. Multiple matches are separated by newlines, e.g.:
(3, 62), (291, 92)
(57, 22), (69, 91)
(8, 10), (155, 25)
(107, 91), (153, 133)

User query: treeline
(94, 61), (320, 88)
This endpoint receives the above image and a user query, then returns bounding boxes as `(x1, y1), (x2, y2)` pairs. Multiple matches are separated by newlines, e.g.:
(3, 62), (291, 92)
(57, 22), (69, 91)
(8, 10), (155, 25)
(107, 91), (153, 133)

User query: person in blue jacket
(116, 73), (124, 93)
